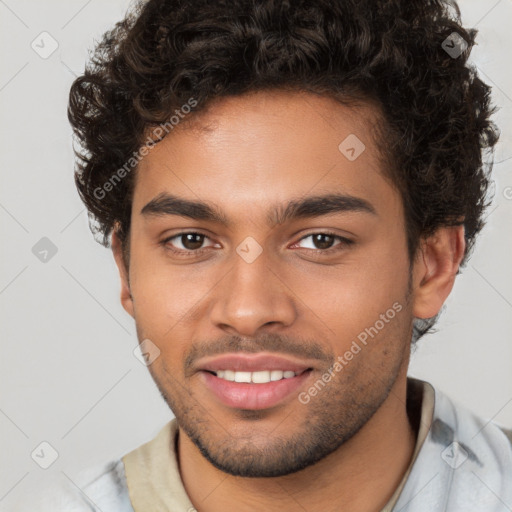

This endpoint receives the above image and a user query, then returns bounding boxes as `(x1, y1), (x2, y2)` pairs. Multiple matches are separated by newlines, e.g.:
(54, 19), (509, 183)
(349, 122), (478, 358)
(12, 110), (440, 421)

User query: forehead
(133, 90), (400, 220)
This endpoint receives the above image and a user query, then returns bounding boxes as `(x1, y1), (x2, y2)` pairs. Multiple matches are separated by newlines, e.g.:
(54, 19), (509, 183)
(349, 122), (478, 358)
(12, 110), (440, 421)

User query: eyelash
(159, 231), (354, 257)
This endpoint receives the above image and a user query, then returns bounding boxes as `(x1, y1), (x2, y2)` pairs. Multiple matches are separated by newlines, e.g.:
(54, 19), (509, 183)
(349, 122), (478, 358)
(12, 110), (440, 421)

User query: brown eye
(293, 232), (354, 254)
(161, 231), (216, 253)
(311, 233), (336, 250)
(180, 233), (205, 250)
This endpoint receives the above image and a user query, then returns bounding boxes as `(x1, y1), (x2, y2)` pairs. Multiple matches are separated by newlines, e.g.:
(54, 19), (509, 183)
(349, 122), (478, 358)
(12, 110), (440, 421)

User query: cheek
(128, 250), (218, 345)
(291, 249), (408, 324)
(288, 253), (410, 355)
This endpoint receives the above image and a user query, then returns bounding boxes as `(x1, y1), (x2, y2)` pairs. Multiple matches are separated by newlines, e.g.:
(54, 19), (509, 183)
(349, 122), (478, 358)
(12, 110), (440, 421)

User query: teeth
(270, 370), (283, 381)
(214, 369), (299, 383)
(234, 371), (252, 383)
(252, 370), (271, 383)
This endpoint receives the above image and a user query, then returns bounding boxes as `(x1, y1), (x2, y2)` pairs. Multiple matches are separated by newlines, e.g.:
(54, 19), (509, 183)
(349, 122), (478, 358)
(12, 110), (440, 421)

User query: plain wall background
(1, 0), (511, 509)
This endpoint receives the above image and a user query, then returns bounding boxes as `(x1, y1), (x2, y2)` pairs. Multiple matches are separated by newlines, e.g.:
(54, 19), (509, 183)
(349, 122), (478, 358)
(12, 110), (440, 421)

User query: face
(116, 90), (417, 477)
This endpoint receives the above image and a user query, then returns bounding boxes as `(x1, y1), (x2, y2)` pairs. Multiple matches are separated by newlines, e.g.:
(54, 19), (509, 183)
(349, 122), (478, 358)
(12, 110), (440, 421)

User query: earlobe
(111, 229), (135, 318)
(412, 225), (466, 319)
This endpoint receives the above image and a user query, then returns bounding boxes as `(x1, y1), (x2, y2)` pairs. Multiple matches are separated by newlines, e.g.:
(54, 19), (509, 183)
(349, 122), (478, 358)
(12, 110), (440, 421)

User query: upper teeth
(215, 370), (297, 383)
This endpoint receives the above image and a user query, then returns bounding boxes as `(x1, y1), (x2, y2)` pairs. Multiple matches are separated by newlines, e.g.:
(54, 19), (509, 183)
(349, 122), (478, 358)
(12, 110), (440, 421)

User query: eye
(293, 232), (353, 252)
(161, 232), (218, 253)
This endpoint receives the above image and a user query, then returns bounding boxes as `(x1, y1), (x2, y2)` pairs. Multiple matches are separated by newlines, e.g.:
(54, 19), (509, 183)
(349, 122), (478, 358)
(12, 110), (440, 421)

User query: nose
(209, 249), (297, 337)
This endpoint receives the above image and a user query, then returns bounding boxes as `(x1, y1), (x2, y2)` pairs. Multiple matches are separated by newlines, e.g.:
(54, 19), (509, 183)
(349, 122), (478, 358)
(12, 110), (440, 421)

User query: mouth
(196, 353), (315, 410)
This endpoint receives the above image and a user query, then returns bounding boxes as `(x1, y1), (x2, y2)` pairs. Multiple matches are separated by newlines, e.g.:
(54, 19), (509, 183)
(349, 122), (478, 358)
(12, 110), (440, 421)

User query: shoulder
(432, 386), (512, 460)
(18, 459), (134, 512)
(394, 382), (512, 511)
(428, 385), (512, 505)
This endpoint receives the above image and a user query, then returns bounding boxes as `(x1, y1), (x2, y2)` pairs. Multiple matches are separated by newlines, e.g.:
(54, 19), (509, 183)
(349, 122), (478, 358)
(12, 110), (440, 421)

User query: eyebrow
(140, 192), (377, 227)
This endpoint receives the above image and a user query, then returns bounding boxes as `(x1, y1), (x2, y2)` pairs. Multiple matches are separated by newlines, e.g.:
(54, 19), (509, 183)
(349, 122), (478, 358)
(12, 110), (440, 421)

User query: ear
(111, 229), (135, 318)
(412, 225), (466, 319)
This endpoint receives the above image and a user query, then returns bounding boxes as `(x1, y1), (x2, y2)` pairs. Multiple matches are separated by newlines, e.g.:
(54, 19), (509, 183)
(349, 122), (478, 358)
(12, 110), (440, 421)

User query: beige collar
(123, 419), (195, 511)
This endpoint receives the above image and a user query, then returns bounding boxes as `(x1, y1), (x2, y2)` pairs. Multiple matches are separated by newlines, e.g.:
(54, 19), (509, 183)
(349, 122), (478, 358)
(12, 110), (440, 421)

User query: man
(42, 0), (511, 510)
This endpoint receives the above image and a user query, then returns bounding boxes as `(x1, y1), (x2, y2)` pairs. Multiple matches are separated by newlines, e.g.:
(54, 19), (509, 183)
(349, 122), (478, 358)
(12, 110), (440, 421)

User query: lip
(201, 369), (313, 410)
(197, 353), (315, 373)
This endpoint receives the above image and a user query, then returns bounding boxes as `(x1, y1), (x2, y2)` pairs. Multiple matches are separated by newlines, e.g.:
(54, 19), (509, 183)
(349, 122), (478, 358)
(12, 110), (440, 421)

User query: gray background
(1, 0), (511, 509)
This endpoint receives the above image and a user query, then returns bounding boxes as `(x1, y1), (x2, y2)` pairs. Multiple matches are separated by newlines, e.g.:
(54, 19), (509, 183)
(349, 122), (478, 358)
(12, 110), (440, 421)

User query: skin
(112, 90), (465, 512)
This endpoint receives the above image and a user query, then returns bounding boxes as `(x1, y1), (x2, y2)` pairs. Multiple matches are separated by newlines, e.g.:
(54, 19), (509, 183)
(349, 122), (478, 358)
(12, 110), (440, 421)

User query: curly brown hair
(68, 0), (499, 269)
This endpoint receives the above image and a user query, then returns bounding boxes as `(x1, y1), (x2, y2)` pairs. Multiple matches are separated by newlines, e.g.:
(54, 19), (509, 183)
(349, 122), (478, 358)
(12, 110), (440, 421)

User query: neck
(177, 374), (418, 512)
